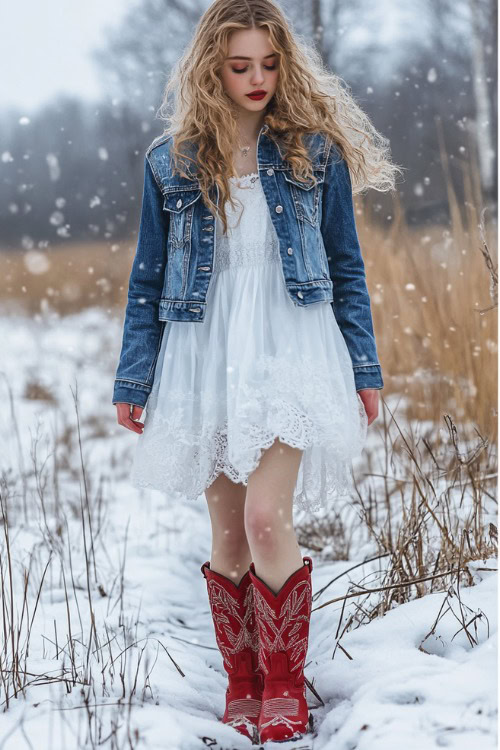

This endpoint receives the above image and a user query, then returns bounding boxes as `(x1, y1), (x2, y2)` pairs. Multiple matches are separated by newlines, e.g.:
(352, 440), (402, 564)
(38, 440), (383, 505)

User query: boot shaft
(200, 562), (260, 673)
(249, 557), (313, 685)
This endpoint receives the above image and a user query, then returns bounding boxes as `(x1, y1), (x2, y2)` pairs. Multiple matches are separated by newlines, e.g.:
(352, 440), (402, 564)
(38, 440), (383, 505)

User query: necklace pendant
(241, 146), (250, 157)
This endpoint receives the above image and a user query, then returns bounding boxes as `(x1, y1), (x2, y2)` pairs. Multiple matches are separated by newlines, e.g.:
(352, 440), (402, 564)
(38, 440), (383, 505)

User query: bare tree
(91, 0), (209, 117)
(467, 0), (496, 194)
(286, 0), (365, 71)
(311, 0), (325, 64)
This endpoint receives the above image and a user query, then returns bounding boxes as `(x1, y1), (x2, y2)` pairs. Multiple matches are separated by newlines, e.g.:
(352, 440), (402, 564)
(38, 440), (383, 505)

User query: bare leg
(244, 438), (304, 594)
(205, 472), (252, 585)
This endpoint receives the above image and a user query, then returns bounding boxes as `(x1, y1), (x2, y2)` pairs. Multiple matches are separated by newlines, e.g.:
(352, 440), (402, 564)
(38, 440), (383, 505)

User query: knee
(245, 499), (292, 546)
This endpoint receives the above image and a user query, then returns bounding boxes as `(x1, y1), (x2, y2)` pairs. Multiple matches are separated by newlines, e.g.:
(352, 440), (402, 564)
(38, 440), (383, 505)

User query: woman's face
(220, 28), (279, 114)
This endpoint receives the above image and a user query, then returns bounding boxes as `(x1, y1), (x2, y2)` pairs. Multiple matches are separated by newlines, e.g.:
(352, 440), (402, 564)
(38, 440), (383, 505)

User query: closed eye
(232, 65), (277, 73)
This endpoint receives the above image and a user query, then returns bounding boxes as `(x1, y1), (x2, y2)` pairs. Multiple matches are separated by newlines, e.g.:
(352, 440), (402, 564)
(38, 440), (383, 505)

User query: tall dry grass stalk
(358, 204), (497, 436)
(0, 389), (158, 747)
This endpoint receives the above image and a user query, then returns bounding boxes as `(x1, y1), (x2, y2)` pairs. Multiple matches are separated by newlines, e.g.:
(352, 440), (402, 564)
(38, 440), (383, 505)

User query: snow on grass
(0, 308), (497, 749)
(311, 564), (497, 750)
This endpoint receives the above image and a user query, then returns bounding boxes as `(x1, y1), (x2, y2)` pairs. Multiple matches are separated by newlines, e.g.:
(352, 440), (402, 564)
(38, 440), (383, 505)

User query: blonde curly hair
(157, 0), (402, 234)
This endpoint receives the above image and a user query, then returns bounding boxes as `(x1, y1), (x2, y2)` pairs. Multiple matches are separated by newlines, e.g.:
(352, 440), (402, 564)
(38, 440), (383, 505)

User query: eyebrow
(226, 53), (277, 60)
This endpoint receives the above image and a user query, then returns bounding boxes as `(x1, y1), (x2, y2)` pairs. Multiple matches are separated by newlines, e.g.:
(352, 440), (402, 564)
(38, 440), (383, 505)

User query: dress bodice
(214, 173), (281, 273)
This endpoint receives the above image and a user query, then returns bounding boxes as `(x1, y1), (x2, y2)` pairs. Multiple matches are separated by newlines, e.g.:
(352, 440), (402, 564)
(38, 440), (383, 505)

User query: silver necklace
(235, 140), (256, 184)
(238, 143), (251, 157)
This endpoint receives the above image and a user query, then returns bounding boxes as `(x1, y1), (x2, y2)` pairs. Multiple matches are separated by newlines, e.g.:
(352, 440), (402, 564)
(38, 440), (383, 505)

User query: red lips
(246, 90), (267, 100)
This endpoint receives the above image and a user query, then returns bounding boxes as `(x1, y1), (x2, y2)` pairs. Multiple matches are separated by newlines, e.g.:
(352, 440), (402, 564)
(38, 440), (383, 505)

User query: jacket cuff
(354, 365), (384, 391)
(112, 380), (151, 408)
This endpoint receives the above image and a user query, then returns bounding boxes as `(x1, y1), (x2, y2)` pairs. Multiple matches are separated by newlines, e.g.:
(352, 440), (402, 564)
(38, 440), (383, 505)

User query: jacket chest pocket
(162, 188), (202, 251)
(283, 169), (325, 227)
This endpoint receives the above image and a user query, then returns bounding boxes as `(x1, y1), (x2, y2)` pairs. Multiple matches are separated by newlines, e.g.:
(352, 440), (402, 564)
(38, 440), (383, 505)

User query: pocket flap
(283, 169), (325, 191)
(163, 188), (202, 213)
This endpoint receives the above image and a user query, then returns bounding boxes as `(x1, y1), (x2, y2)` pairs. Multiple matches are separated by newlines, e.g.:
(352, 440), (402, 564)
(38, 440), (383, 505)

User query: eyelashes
(231, 65), (277, 74)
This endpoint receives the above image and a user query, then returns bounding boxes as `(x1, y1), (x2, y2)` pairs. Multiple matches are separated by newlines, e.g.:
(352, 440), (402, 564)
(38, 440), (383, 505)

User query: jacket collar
(150, 126), (328, 186)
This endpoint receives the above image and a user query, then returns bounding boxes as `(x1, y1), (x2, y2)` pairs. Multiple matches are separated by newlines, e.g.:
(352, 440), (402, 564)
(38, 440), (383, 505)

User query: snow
(312, 566), (497, 750)
(0, 308), (497, 749)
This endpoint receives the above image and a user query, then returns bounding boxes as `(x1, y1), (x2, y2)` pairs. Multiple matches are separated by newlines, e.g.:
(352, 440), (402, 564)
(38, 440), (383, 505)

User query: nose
(250, 65), (265, 86)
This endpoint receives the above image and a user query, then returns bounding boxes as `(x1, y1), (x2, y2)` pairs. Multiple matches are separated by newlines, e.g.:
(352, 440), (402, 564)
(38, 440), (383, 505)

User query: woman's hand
(115, 403), (145, 434)
(357, 389), (380, 426)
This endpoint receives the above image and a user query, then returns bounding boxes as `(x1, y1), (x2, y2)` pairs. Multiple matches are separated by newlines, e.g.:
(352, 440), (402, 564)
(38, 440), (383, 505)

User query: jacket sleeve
(112, 155), (169, 408)
(321, 147), (384, 392)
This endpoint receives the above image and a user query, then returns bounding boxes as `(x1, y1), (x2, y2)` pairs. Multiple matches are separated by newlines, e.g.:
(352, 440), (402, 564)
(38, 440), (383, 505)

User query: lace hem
(131, 420), (358, 513)
(130, 354), (368, 513)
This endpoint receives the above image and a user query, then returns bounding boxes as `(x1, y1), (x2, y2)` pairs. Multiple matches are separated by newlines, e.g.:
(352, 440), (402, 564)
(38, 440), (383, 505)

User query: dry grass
(306, 408), (497, 599)
(358, 209), (497, 437)
(0, 239), (134, 315)
(0, 388), (157, 747)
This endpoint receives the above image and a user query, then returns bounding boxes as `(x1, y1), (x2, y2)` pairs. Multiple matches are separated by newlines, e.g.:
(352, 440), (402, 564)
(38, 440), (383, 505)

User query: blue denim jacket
(112, 124), (383, 407)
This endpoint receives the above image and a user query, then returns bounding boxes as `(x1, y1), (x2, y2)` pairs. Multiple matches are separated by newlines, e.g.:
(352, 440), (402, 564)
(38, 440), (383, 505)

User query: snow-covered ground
(0, 308), (497, 749)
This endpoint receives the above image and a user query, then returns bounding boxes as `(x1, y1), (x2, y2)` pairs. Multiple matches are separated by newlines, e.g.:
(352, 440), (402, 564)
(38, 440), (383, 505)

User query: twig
(312, 567), (465, 611)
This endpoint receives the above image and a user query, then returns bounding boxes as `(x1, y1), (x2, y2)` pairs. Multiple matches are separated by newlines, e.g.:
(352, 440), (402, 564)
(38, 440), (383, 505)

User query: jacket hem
(112, 379), (151, 408)
(353, 364), (384, 391)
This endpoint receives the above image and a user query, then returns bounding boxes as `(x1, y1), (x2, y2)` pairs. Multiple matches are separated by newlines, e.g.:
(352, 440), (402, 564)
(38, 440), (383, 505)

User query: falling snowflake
(24, 250), (50, 275)
(46, 153), (60, 181)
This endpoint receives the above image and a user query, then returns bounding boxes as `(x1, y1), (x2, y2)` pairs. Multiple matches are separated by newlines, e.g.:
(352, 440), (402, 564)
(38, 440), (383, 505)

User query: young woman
(112, 0), (399, 742)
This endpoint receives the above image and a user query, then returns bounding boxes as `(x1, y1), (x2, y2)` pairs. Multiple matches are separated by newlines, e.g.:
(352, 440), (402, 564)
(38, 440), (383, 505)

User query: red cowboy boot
(201, 561), (264, 741)
(249, 557), (314, 743)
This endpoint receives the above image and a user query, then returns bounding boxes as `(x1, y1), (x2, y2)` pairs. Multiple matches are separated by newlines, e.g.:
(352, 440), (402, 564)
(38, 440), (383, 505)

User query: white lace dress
(130, 171), (368, 513)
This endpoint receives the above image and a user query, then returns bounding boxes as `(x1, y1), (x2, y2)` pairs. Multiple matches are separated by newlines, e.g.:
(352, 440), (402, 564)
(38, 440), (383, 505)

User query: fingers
(368, 404), (379, 426)
(115, 403), (145, 433)
(128, 404), (145, 433)
(358, 389), (379, 426)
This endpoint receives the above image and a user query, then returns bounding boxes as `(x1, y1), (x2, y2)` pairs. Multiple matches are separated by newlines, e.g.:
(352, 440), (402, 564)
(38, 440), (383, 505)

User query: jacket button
(267, 168), (274, 176)
(297, 291), (304, 299)
(275, 205), (283, 213)
(287, 247), (293, 255)
(176, 198), (182, 208)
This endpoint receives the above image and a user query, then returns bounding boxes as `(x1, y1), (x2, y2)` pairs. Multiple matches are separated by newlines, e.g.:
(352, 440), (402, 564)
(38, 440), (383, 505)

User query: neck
(234, 110), (267, 145)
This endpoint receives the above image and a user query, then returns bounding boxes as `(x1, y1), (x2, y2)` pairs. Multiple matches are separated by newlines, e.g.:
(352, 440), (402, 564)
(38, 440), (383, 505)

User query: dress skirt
(129, 172), (368, 513)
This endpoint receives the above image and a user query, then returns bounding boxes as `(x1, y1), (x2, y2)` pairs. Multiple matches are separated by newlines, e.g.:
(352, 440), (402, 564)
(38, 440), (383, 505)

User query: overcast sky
(0, 1), (447, 115)
(0, 0), (131, 113)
